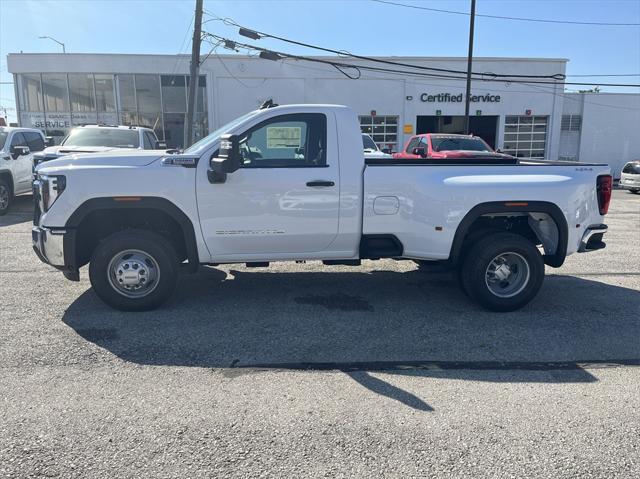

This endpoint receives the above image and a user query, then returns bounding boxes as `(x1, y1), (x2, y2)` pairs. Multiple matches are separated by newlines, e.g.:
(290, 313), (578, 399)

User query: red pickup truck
(393, 133), (512, 160)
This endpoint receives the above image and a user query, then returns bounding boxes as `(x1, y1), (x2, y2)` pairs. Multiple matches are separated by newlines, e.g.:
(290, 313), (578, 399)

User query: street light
(38, 36), (66, 53)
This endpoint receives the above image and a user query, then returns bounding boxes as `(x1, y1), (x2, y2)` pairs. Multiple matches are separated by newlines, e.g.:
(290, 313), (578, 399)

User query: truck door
(9, 132), (33, 193)
(196, 112), (340, 258)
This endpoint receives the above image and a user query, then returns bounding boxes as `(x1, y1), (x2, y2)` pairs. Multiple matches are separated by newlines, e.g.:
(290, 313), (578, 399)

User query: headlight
(34, 174), (66, 212)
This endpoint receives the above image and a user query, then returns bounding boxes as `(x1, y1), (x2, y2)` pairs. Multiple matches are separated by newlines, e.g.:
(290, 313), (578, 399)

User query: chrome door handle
(306, 181), (335, 187)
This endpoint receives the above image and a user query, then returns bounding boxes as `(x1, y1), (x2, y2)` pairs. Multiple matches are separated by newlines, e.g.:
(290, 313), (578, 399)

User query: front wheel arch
(66, 197), (200, 272)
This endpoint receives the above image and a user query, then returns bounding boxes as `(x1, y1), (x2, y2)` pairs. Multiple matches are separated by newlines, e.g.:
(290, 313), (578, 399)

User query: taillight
(596, 174), (612, 215)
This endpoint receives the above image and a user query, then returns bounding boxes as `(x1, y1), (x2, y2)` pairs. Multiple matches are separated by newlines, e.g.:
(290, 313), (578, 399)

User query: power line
(370, 0), (640, 26)
(202, 33), (640, 88)
(206, 12), (640, 81)
(203, 13), (566, 80)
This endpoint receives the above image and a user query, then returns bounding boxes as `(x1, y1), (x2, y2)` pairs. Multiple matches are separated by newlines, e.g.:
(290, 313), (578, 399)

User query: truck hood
(35, 149), (164, 174)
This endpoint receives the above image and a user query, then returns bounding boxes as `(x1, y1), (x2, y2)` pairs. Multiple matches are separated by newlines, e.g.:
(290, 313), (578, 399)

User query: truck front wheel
(460, 232), (544, 312)
(89, 229), (179, 311)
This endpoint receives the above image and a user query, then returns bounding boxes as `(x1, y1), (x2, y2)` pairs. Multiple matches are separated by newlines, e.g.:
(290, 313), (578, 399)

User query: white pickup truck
(32, 104), (612, 312)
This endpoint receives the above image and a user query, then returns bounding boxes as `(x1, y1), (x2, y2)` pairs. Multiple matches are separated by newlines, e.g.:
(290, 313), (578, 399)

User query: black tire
(460, 232), (544, 312)
(629, 189), (640, 194)
(89, 229), (179, 311)
(0, 177), (12, 216)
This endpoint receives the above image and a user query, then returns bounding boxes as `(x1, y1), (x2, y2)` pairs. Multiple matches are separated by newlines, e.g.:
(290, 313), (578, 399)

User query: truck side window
(405, 137), (420, 153)
(238, 113), (327, 168)
(24, 132), (45, 152)
(10, 132), (28, 149)
(142, 131), (154, 149)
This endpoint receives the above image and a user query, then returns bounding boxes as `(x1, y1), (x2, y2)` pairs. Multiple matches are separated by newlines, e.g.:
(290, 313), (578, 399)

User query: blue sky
(1, 0), (639, 123)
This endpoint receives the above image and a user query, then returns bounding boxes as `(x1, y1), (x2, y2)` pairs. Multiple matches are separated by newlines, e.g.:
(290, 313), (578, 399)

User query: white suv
(0, 127), (46, 215)
(620, 161), (640, 194)
(34, 125), (167, 165)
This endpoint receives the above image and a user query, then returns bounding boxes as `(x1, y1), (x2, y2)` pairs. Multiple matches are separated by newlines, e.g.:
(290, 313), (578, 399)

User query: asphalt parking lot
(1, 189), (639, 478)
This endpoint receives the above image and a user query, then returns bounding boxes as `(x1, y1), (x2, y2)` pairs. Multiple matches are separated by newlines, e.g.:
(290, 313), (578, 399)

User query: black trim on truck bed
(365, 158), (608, 167)
(360, 234), (404, 259)
(366, 157), (518, 166)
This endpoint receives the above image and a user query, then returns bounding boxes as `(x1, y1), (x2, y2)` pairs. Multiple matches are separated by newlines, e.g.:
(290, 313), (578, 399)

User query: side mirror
(155, 141), (167, 150)
(208, 134), (241, 183)
(10, 145), (30, 159)
(44, 137), (55, 147)
(412, 147), (427, 158)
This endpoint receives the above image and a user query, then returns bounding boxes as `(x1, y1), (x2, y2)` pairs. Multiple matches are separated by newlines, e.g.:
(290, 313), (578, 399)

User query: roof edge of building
(6, 52), (570, 63)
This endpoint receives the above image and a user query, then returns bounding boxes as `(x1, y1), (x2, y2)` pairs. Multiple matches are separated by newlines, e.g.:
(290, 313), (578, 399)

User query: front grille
(33, 191), (41, 225)
(32, 179), (42, 225)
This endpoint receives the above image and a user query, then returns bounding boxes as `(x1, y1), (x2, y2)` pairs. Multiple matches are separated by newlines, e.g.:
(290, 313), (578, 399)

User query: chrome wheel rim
(0, 185), (8, 210)
(485, 252), (530, 298)
(107, 249), (160, 298)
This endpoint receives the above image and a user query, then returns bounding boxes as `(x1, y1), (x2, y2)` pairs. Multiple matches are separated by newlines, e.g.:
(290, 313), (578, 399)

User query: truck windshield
(62, 128), (140, 148)
(184, 110), (260, 154)
(431, 137), (491, 152)
(0, 131), (7, 150)
(362, 134), (378, 151)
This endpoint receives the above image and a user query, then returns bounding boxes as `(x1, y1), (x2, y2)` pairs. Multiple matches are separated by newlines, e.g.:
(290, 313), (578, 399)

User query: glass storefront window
(18, 72), (208, 145)
(163, 112), (185, 149)
(117, 74), (136, 112)
(20, 74), (43, 112)
(120, 110), (138, 127)
(68, 74), (95, 112)
(95, 75), (115, 112)
(161, 75), (187, 113)
(42, 74), (69, 112)
(138, 112), (164, 140)
(135, 74), (161, 113)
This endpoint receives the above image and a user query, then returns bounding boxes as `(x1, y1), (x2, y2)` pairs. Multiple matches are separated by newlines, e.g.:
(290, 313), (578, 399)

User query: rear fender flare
(449, 201), (568, 268)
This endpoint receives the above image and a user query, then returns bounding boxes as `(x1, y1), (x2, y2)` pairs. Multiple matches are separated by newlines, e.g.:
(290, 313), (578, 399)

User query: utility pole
(463, 0), (476, 134)
(185, 0), (203, 148)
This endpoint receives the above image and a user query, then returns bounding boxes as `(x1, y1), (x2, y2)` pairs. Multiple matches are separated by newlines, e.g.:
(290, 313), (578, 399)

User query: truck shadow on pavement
(62, 266), (640, 412)
(0, 195), (34, 227)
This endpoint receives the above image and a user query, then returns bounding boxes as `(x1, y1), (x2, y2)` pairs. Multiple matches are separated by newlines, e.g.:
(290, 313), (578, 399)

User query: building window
(68, 74), (96, 112)
(561, 115), (582, 131)
(359, 115), (398, 151)
(16, 72), (208, 149)
(19, 74), (43, 112)
(503, 115), (548, 158)
(42, 74), (69, 112)
(159, 75), (207, 148)
(117, 74), (137, 122)
(135, 74), (163, 138)
(95, 75), (116, 112)
(161, 75), (187, 113)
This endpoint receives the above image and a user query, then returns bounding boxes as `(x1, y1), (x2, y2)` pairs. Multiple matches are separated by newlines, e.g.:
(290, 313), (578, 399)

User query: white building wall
(567, 93), (640, 176)
(12, 52), (639, 165)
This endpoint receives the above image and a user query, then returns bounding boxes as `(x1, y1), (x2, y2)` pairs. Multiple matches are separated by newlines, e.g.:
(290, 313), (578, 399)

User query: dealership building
(7, 52), (640, 174)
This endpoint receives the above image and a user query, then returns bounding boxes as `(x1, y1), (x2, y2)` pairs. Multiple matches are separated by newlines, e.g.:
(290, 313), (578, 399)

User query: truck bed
(362, 161), (610, 261)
